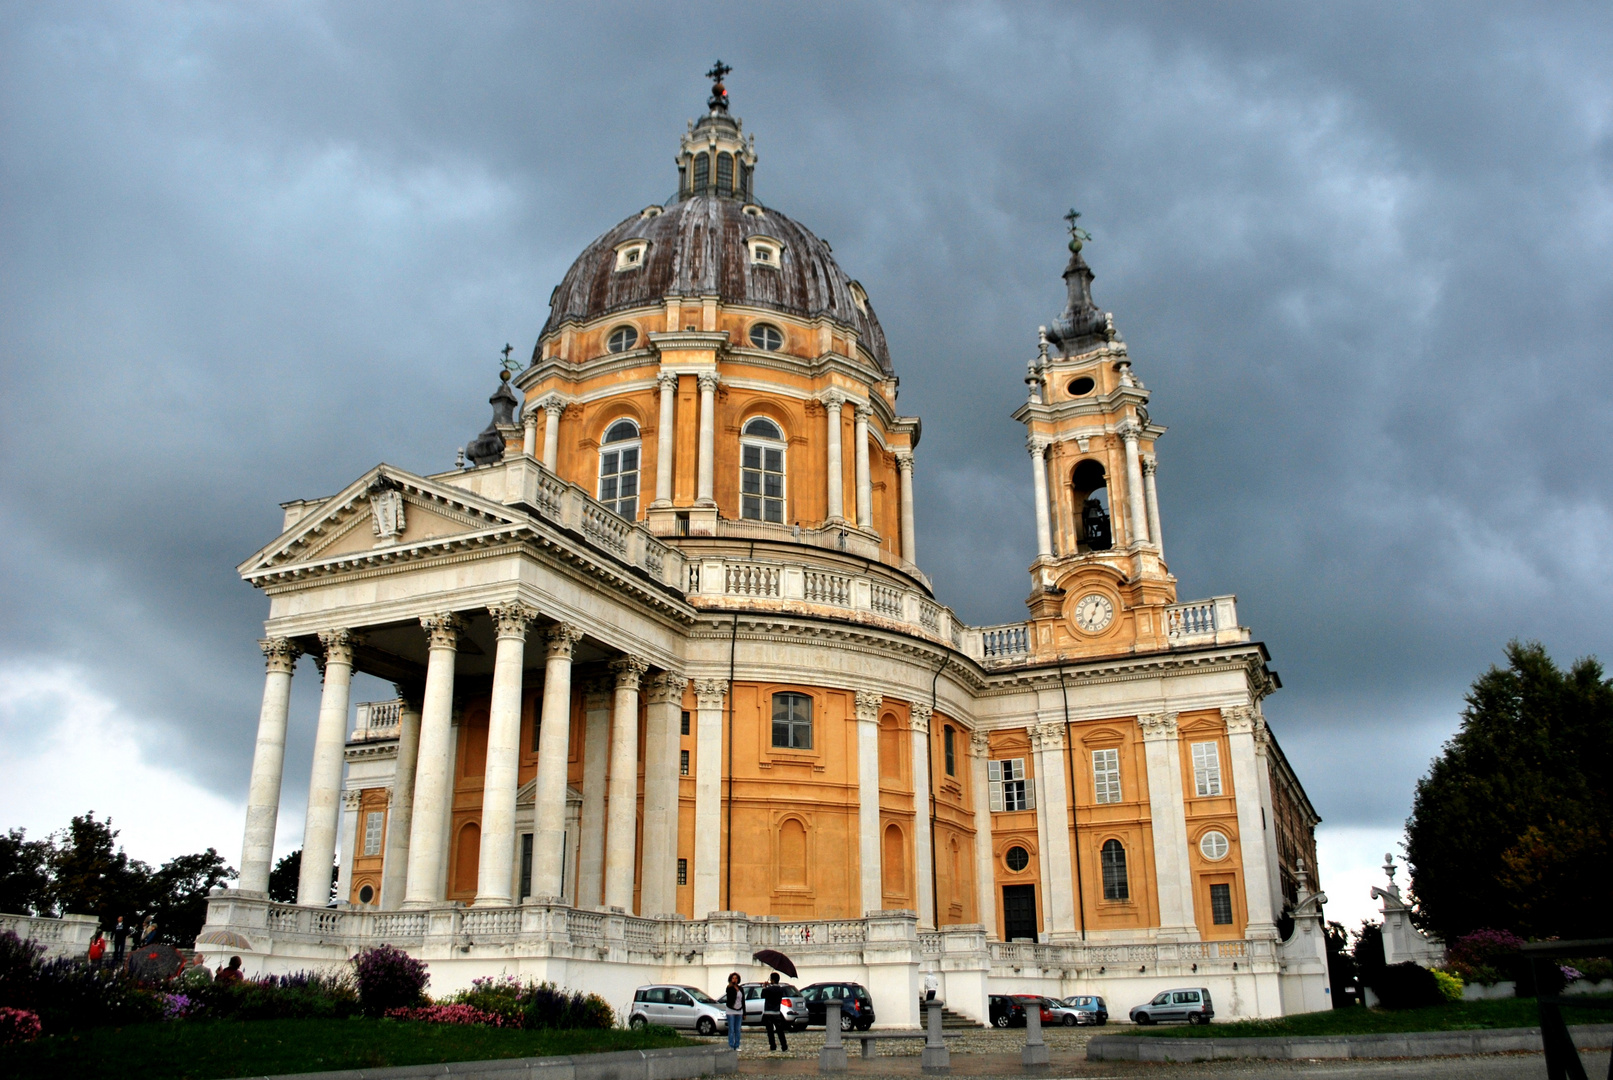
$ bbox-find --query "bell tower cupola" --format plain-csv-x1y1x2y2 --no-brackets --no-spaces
1011,211,1177,659
676,61,758,201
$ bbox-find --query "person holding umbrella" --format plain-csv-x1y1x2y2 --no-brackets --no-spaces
761,972,789,1052
722,971,744,1050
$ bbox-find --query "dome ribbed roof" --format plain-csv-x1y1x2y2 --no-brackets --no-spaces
539,194,893,375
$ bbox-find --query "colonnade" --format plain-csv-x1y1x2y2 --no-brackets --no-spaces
238,609,682,914
1027,421,1163,560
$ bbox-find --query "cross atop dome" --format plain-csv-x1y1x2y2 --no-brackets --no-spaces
706,60,732,114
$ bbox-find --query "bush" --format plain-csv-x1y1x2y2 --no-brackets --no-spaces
0,1006,42,1046
386,1003,507,1026
352,945,428,1016
1430,969,1464,1003
190,971,359,1021
442,976,615,1031
1369,962,1447,1010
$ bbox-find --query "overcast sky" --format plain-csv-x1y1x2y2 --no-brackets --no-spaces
3,2,1610,930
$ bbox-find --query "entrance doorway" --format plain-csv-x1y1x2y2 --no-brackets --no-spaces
1003,884,1038,942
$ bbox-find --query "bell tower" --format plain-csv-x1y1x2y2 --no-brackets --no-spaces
1012,212,1177,659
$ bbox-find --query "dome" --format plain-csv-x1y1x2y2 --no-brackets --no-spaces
539,195,893,376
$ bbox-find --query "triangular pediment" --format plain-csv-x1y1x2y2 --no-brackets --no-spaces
239,464,531,580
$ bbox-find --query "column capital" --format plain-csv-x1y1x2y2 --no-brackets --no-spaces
488,601,539,639
1220,705,1257,734
342,789,362,811
1115,420,1142,443
854,689,883,722
820,388,846,410
854,401,873,421
656,370,680,392
1137,711,1179,741
693,677,729,708
1030,719,1064,751
696,371,721,393
259,637,302,674
546,622,584,658
909,701,933,733
895,450,915,473
420,612,467,650
1141,453,1158,475
611,655,650,689
318,628,364,667
522,407,539,430
1026,438,1049,459
969,729,992,758
644,670,686,705
540,395,567,419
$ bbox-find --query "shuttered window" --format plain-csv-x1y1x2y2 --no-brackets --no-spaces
1092,748,1122,804
1192,741,1222,796
363,811,384,856
988,758,1033,812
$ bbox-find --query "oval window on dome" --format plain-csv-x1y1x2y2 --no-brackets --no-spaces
1068,376,1096,397
1199,830,1230,861
1005,845,1030,873
606,326,638,353
749,323,784,351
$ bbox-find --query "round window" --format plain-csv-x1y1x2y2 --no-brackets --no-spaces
1199,831,1229,861
1005,846,1030,872
607,326,638,353
357,884,375,904
749,323,784,351
1068,376,1096,396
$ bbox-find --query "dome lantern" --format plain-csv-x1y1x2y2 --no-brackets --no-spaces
677,60,757,201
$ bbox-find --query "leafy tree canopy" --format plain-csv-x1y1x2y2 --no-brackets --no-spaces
1405,641,1612,941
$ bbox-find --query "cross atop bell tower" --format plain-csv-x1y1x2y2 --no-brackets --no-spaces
1011,214,1177,658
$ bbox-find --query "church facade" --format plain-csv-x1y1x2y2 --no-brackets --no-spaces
200,72,1330,1024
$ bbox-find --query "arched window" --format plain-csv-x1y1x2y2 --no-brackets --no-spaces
692,152,709,191
741,417,786,523
716,152,734,194
882,823,906,897
1072,459,1112,551
1101,839,1129,901
606,325,638,353
598,419,640,519
771,691,812,749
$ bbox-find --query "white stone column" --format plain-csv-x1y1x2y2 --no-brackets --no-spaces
823,391,846,522
692,678,727,917
475,601,537,905
541,397,565,472
854,403,874,529
239,637,301,895
896,452,917,566
910,702,936,929
854,690,883,916
1223,706,1277,937
577,677,611,908
531,623,582,900
403,613,464,906
696,372,718,505
1253,717,1286,924
522,406,539,458
298,628,362,907
1142,453,1163,555
1032,722,1077,935
380,689,421,909
336,790,360,904
1139,712,1197,938
969,731,998,937
653,372,677,506
1119,422,1149,547
604,656,649,912
639,670,685,915
1028,441,1052,559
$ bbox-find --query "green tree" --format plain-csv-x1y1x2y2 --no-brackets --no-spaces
268,850,301,904
150,848,236,945
46,813,154,929
0,828,55,915
1405,641,1612,941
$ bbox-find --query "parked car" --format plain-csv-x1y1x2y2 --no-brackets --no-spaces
989,994,1027,1028
628,984,728,1035
1010,994,1059,1027
740,981,805,1030
1060,994,1108,1025
1129,987,1215,1026
799,982,877,1031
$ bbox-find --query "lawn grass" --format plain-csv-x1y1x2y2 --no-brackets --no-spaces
0,1018,691,1080
1123,995,1613,1039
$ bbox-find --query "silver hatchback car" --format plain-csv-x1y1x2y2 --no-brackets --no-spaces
1129,987,1215,1026
628,984,728,1035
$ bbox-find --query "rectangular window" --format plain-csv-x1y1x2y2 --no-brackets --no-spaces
1101,840,1130,901
680,710,691,736
531,712,541,753
771,692,813,749
677,858,688,886
1092,748,1122,804
520,833,534,899
362,810,384,856
1192,741,1222,797
943,726,956,776
988,759,1033,812
680,749,690,776
599,445,639,519
1210,882,1234,925
741,443,785,523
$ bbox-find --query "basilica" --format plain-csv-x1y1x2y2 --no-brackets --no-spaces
199,70,1330,1024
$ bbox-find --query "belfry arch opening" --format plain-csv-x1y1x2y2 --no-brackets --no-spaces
1071,459,1112,552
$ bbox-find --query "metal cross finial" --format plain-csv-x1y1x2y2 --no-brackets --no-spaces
706,60,732,84
706,60,732,112
1065,208,1092,254
500,343,520,374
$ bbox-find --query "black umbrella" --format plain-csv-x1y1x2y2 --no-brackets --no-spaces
752,949,798,979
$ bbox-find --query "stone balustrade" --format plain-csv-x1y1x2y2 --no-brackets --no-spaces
1164,595,1246,647
352,699,402,742
987,936,1273,978
0,912,100,960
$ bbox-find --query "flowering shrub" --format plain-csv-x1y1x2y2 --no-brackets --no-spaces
387,1003,506,1027
1429,968,1464,1003
0,944,162,1033
443,976,614,1030
352,945,428,1016
191,969,358,1021
157,992,198,1020
0,1007,43,1046
1446,928,1525,985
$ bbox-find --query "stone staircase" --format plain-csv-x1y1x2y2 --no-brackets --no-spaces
928,1004,985,1029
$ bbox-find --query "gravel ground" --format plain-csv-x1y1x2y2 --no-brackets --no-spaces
698,1023,1097,1060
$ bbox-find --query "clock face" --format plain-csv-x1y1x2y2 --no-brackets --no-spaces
1073,593,1115,634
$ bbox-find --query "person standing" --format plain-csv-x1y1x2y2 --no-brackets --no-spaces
111,917,128,968
923,970,939,1001
140,917,158,946
722,972,744,1051
87,931,106,968
761,972,789,1052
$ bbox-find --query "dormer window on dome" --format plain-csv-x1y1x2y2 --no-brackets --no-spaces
614,240,648,272
747,236,781,268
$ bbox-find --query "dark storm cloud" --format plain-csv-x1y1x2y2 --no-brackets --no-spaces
2,2,1610,856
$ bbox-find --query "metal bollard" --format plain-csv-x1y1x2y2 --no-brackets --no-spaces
1022,1000,1049,1066
922,998,951,1073
819,998,848,1073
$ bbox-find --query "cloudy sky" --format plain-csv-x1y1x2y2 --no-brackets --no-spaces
3,2,1610,930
